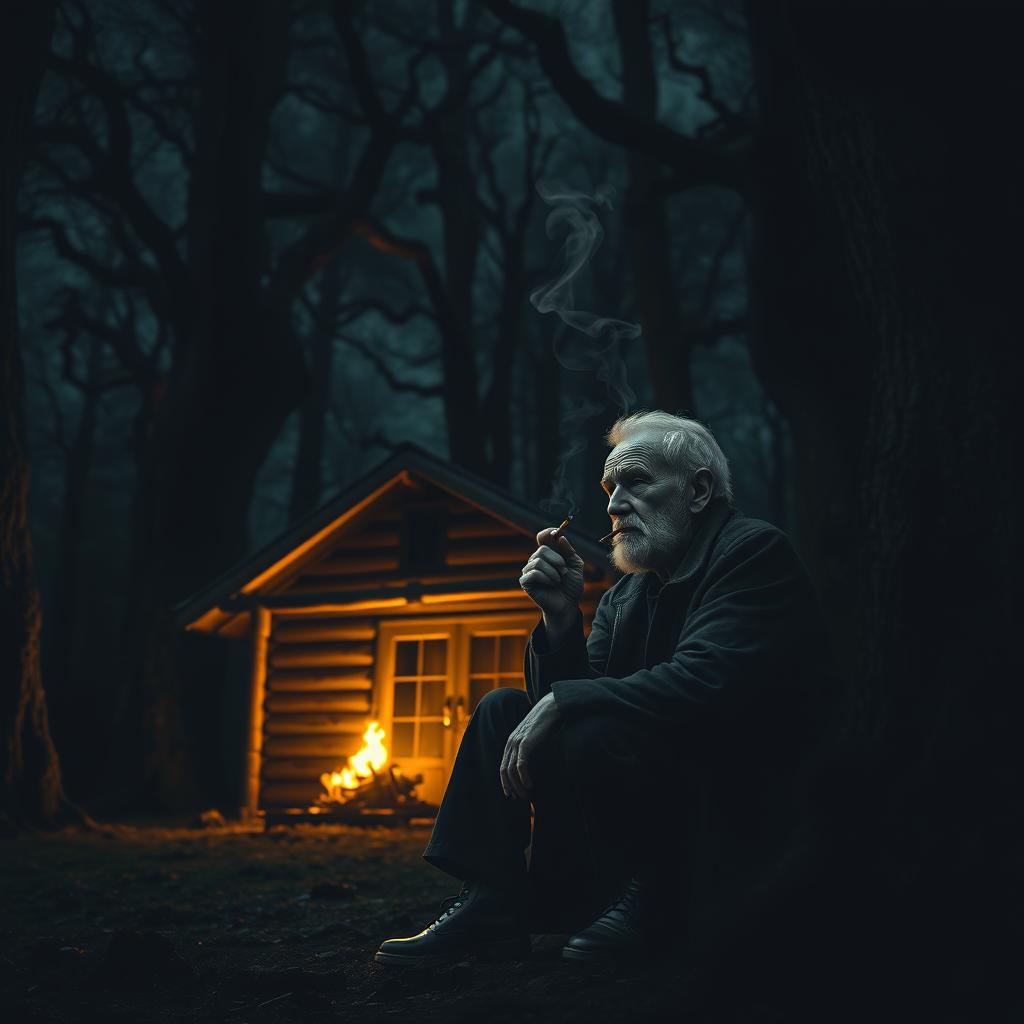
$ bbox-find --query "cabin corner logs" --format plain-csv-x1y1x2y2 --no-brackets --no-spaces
180,448,615,816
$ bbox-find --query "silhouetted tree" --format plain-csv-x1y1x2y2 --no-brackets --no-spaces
0,0,66,832
349,3,512,477
36,301,113,767
288,255,345,522
26,0,422,808
750,1,1024,979
491,0,1024,1007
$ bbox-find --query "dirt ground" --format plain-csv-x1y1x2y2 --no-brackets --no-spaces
0,819,783,1024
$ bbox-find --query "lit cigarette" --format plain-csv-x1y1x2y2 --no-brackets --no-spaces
551,511,575,538
599,528,624,545
548,507,581,540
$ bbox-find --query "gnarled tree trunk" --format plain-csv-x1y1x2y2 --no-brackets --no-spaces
0,0,65,832
749,0,1024,1008
105,0,305,812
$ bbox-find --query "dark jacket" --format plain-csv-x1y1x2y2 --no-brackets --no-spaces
525,496,836,951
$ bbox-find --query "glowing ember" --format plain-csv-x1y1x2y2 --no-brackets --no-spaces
320,721,388,802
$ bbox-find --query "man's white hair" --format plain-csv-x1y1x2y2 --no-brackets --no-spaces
606,410,734,504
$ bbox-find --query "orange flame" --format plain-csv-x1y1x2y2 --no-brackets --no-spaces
320,721,388,802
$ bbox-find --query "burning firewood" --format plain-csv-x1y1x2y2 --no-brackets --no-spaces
316,721,430,821
319,721,388,800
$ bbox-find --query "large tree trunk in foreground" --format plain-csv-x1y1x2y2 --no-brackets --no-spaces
44,335,103,781
749,1,1024,1010
289,257,343,524
431,18,487,477
0,1,65,832
614,0,694,415
103,0,305,813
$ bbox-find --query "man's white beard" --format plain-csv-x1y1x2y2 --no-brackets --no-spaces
610,496,692,575
610,534,652,574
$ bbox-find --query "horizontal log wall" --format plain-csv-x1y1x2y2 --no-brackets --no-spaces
280,488,606,598
265,713,372,734
259,616,378,810
265,695,370,714
256,482,613,811
272,623,376,643
269,644,373,668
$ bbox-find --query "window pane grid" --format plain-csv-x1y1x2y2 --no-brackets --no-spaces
391,637,449,760
467,628,528,716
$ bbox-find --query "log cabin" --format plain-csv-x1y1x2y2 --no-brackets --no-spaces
177,445,615,821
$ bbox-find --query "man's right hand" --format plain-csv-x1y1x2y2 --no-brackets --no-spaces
519,528,586,636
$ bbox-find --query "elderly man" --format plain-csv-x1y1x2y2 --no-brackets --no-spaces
376,411,833,965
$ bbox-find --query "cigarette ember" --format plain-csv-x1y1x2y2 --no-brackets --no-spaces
553,511,576,536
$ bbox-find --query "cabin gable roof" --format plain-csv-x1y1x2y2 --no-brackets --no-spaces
177,444,613,635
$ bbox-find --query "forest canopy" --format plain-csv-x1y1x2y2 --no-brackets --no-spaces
16,0,771,809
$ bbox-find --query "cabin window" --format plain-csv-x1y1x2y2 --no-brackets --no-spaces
468,631,529,713
401,505,448,573
376,615,542,807
390,637,449,759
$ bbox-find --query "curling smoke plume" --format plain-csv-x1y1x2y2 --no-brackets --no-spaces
531,180,641,516
530,180,640,413
539,394,604,516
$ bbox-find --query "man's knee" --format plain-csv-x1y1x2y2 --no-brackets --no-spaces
472,686,531,728
558,714,644,774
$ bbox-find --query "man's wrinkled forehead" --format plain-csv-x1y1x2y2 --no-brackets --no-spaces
602,433,669,481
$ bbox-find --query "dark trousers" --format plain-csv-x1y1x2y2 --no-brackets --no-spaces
423,687,686,933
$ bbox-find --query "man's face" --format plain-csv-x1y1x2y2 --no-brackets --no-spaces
601,432,692,576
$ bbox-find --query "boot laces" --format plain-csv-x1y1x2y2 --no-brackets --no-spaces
433,882,472,925
604,877,643,918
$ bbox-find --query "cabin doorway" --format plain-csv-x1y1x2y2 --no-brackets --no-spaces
376,614,537,805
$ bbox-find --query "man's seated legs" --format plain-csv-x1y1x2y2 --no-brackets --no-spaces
376,691,685,964
535,712,688,960
376,687,534,965
423,686,533,888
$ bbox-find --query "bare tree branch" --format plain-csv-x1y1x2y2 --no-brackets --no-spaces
284,83,366,123
267,127,396,299
335,332,443,397
697,203,747,319
46,290,155,386
480,0,749,192
336,297,436,329
39,48,190,302
654,12,752,137
23,215,155,292
350,217,450,319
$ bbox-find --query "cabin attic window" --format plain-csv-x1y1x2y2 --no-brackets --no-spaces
400,504,448,573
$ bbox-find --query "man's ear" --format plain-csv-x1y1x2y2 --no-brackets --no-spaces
689,468,715,512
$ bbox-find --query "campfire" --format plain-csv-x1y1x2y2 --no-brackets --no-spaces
320,721,388,800
314,721,436,823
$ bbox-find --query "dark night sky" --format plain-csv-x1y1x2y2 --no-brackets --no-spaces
20,0,770,585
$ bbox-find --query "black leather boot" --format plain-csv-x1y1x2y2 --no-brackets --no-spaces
375,881,530,966
562,878,649,963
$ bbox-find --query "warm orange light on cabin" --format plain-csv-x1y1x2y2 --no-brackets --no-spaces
420,589,526,604
319,721,388,802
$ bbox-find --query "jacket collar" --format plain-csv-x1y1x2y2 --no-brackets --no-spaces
608,496,737,606
665,495,736,586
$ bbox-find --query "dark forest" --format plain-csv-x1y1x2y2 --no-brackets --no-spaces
2,0,1022,1021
